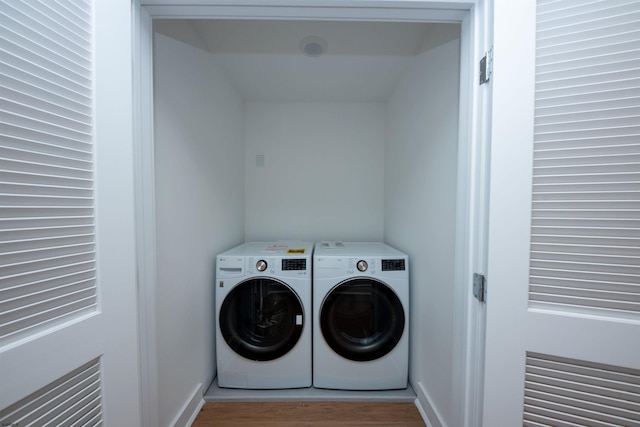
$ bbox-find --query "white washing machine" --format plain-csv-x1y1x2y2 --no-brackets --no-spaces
215,241,313,389
313,241,409,390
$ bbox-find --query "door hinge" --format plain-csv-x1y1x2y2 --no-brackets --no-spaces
479,48,493,85
473,273,486,303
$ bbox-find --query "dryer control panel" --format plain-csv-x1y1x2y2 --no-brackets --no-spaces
315,256,408,279
349,258,376,275
381,258,406,271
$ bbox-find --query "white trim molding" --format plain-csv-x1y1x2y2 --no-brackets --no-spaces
132,2,159,427
171,383,206,427
414,381,446,427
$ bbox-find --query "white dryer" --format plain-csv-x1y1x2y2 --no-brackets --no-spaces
216,242,313,389
313,241,409,390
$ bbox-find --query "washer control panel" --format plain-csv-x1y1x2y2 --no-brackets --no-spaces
243,257,309,276
248,257,275,274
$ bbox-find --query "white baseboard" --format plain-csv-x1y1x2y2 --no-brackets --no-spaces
171,382,205,427
414,397,432,427
413,381,446,427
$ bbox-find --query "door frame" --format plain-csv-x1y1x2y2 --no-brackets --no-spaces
131,1,491,426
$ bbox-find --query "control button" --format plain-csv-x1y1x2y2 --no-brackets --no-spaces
256,260,268,271
357,260,368,272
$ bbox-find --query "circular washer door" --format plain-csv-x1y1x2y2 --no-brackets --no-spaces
220,277,304,361
320,278,405,362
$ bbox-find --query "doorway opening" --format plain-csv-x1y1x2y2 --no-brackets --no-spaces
133,4,488,427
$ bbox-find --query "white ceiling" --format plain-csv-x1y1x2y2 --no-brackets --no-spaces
154,19,460,102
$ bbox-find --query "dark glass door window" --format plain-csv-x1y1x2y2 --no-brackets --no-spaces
220,278,304,361
320,278,405,362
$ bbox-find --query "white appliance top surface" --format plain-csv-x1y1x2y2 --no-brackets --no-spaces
220,241,314,257
314,241,406,258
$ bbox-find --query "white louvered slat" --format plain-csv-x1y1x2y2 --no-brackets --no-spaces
1,86,92,124
1,36,91,91
537,1,640,35
524,353,640,426
0,147,92,171
0,70,91,113
0,110,92,143
3,100,92,133
530,0,640,318
0,51,91,100
0,0,97,346
1,11,92,69
0,359,102,426
4,2,91,51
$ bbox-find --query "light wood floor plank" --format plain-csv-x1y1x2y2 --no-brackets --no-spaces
192,402,426,426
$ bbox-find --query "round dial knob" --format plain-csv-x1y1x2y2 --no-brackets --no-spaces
256,260,268,272
356,260,368,272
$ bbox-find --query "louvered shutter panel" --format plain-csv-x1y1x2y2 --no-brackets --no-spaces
0,0,97,345
524,353,640,426
530,0,640,318
0,358,103,426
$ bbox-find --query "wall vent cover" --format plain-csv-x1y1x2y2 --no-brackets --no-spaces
0,359,103,426
524,352,640,426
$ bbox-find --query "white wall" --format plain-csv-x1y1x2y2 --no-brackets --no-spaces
244,102,386,242
153,33,244,427
384,36,461,426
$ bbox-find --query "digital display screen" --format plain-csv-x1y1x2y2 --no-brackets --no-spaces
381,259,405,271
282,259,307,271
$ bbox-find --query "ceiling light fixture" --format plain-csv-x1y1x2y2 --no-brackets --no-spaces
300,36,327,57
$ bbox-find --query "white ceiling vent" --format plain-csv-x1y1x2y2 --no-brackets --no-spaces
300,36,327,57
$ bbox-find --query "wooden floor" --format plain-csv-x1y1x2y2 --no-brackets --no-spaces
192,402,426,426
